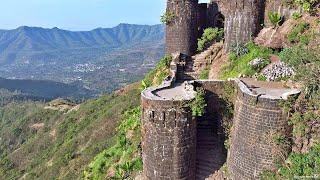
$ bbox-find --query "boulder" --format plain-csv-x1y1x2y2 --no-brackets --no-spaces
254,27,285,49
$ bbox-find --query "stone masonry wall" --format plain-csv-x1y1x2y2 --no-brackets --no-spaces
166,0,199,56
194,80,227,134
227,82,290,179
219,0,264,50
141,97,197,179
197,3,209,38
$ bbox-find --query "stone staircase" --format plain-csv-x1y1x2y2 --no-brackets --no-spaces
192,42,224,72
176,42,224,82
177,57,199,82
196,118,227,180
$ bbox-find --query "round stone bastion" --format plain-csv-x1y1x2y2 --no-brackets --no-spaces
141,81,197,179
227,79,300,179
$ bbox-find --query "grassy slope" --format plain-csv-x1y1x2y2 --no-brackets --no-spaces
0,83,141,180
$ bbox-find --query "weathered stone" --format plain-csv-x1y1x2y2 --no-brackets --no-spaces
166,0,199,56
218,0,264,51
249,58,266,69
254,27,285,49
262,62,295,81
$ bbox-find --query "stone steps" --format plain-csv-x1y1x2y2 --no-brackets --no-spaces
196,118,226,180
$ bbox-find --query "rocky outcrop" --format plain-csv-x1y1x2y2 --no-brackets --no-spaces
192,42,224,73
262,61,295,81
264,0,301,27
254,27,287,49
255,14,320,49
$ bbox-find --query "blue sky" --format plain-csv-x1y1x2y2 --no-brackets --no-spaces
0,0,209,31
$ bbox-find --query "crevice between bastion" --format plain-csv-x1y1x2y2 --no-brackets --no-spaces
141,57,300,179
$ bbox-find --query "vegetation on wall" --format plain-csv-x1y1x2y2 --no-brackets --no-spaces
160,11,175,25
220,82,236,149
83,107,142,179
189,87,207,117
197,28,224,51
220,42,272,79
142,55,172,89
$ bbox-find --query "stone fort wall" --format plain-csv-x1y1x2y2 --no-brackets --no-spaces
142,0,301,179
141,78,298,179
166,0,300,54
227,79,291,179
166,0,199,56
219,0,264,50
141,97,197,179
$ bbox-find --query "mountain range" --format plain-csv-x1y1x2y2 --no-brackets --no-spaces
0,24,164,65
0,24,165,97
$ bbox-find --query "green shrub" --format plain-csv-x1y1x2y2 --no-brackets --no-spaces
257,74,267,81
279,45,319,98
287,23,310,44
281,144,320,178
292,12,302,19
83,107,142,179
142,55,172,89
160,11,175,25
190,88,207,117
230,43,249,57
268,12,282,27
197,28,223,51
199,67,210,79
220,42,272,79
261,143,320,179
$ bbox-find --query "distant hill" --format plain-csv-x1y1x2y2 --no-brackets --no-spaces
0,24,165,93
0,24,164,65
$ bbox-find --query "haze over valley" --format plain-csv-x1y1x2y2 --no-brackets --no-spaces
0,24,164,99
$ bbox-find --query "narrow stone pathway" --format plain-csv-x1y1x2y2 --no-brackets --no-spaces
196,118,227,180
173,43,228,179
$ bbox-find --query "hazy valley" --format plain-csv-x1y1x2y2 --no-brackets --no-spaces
0,24,164,99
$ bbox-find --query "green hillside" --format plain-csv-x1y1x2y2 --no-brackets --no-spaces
0,83,141,179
